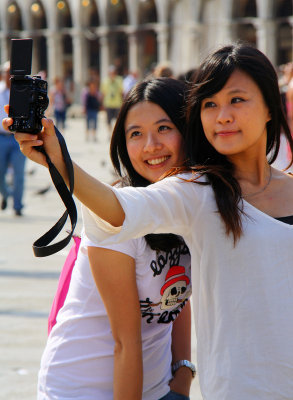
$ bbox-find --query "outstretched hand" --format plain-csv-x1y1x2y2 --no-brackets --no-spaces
2,105,67,179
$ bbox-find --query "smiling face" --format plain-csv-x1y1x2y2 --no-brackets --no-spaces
125,101,185,183
200,69,271,161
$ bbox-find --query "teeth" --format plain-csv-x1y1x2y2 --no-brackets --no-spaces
147,156,169,165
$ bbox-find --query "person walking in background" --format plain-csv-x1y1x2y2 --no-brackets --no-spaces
48,77,70,130
101,65,123,133
0,61,26,216
9,43,293,399
82,80,101,142
123,70,138,97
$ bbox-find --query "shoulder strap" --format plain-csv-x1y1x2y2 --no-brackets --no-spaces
32,126,77,257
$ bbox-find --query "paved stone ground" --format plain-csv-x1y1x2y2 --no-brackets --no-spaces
0,114,203,400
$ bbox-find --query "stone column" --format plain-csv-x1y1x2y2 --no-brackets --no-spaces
187,23,202,69
98,32,109,82
0,34,9,64
289,17,293,62
218,19,233,45
46,31,63,85
156,24,168,62
255,18,277,65
72,30,87,103
32,38,39,74
128,30,138,73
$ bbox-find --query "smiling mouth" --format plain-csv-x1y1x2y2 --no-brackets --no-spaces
146,156,170,165
216,130,239,136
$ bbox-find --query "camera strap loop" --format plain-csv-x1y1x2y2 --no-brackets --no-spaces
32,126,77,257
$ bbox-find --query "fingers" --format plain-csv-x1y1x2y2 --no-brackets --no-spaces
41,117,56,135
2,116,13,131
4,104,9,114
14,132,42,146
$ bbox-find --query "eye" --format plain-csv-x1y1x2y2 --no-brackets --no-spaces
202,101,216,109
158,125,171,133
231,97,245,104
129,130,141,138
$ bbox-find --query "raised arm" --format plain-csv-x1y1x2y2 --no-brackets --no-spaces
2,113,124,227
87,246,143,400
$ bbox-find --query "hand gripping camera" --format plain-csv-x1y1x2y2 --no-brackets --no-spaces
8,38,49,134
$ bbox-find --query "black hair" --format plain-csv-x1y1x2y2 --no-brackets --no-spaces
110,77,188,252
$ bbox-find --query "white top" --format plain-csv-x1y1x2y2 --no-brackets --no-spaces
38,226,191,399
83,172,293,400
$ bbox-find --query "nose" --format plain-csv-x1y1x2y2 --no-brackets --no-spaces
216,105,233,124
143,132,163,152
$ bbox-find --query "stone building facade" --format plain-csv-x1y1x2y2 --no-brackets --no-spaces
0,0,292,100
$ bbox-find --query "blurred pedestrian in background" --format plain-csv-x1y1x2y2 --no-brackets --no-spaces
0,61,26,216
82,80,102,142
101,65,123,133
48,77,71,130
123,70,138,97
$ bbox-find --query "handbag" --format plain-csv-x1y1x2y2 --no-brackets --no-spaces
48,235,81,334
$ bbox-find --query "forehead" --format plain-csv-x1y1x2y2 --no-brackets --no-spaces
126,101,169,123
215,69,261,95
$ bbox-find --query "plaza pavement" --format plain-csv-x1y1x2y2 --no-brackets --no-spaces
0,113,202,400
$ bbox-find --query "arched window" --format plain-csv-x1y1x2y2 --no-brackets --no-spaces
81,0,100,27
107,0,128,26
233,0,257,18
276,0,293,64
138,0,157,24
276,0,293,17
31,1,47,29
232,0,257,46
6,1,23,31
56,0,72,28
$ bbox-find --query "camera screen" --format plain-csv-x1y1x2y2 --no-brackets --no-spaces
9,79,31,117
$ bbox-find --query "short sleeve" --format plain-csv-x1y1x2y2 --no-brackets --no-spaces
82,173,202,247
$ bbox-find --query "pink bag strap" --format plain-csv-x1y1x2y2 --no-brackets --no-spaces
48,235,81,334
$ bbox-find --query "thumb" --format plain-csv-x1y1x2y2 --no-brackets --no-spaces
41,118,56,136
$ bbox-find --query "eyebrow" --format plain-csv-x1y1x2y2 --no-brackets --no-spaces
204,88,248,99
125,118,172,134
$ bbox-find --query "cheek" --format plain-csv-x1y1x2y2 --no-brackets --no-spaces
169,135,184,157
126,142,141,166
200,112,211,136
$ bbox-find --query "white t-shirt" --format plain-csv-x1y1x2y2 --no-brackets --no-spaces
83,172,293,400
38,229,191,399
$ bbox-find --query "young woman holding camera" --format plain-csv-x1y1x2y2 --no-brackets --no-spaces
5,42,293,399
5,78,193,400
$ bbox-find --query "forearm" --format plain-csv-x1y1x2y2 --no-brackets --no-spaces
88,248,143,399
113,339,143,400
72,162,125,227
170,301,193,396
4,116,125,227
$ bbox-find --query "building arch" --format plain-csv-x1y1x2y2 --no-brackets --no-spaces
29,0,47,74
232,0,257,46
81,0,100,76
276,0,292,17
275,0,293,64
137,0,158,75
105,0,128,75
6,1,23,32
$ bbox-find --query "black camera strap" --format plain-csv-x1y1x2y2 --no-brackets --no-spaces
32,126,77,257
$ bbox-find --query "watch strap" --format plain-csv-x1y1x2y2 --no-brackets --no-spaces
172,360,196,378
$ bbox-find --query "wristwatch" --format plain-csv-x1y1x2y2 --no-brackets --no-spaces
172,360,196,378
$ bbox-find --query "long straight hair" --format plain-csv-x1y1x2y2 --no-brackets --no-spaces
184,42,293,243
110,77,188,251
